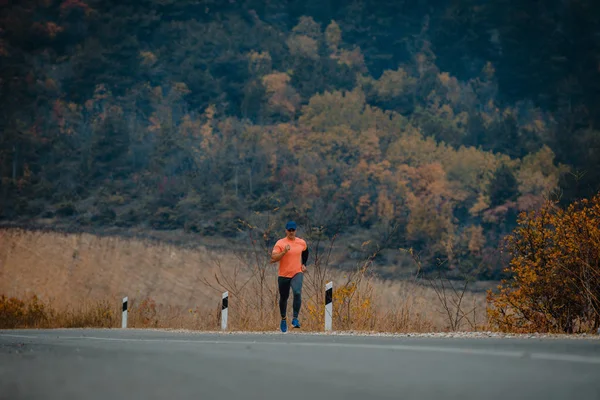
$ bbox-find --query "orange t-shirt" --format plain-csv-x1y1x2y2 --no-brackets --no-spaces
272,237,307,278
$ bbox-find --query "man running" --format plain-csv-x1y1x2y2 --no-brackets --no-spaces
271,221,308,332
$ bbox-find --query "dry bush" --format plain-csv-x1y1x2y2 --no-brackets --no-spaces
55,300,117,328
0,294,50,328
124,296,221,330
0,294,117,329
0,293,221,330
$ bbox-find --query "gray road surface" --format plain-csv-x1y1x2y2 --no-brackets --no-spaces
1,329,599,400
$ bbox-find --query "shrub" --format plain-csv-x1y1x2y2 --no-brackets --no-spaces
487,193,600,333
60,300,116,328
133,297,159,328
0,294,117,329
0,295,50,328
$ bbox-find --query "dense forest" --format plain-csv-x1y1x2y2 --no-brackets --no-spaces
1,0,599,279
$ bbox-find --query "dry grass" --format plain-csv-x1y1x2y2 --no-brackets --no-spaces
0,228,489,332
0,228,226,311
0,294,117,329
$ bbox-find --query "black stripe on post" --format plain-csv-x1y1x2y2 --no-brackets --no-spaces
222,296,228,310
122,300,128,312
325,287,332,305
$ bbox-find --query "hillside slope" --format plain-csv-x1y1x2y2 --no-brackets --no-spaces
2,0,599,280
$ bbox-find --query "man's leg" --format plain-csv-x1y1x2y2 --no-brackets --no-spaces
278,276,291,319
291,273,304,323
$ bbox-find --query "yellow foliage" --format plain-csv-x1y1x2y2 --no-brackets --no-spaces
35,21,64,39
248,50,272,75
179,114,201,139
286,35,319,60
294,172,320,208
173,82,191,95
291,16,321,39
516,145,567,199
336,48,367,71
469,194,490,215
487,193,600,333
467,225,486,253
370,67,415,99
325,20,342,51
139,50,157,66
385,128,442,167
261,72,300,117
402,163,457,252
148,115,162,133
299,88,367,132
262,72,291,93
376,189,395,220
306,281,375,331
45,77,58,91
438,72,452,86
356,194,374,223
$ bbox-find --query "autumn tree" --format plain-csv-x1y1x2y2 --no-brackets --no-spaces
487,193,600,333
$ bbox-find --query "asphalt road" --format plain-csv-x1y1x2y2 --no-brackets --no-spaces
1,329,599,400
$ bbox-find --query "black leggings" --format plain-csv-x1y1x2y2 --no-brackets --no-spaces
278,273,303,319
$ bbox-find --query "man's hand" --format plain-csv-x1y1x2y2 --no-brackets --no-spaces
270,245,290,263
301,265,307,273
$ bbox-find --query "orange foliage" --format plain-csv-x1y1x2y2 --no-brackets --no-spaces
305,279,375,331
487,193,600,333
60,0,91,17
134,297,159,328
262,72,301,118
0,295,49,328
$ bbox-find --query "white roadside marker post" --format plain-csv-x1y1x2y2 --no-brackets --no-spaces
325,281,333,332
221,291,228,331
122,296,128,328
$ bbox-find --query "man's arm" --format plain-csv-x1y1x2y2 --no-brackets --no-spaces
301,243,309,272
270,244,290,263
270,250,286,263
301,247,309,266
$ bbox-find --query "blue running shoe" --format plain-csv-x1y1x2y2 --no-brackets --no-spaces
292,318,301,328
280,319,287,333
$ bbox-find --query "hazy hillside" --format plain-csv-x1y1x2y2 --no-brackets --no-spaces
1,0,599,280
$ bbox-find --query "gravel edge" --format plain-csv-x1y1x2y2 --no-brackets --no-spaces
73,328,600,340
3,328,599,340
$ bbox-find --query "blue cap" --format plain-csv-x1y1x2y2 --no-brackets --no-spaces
285,221,297,230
